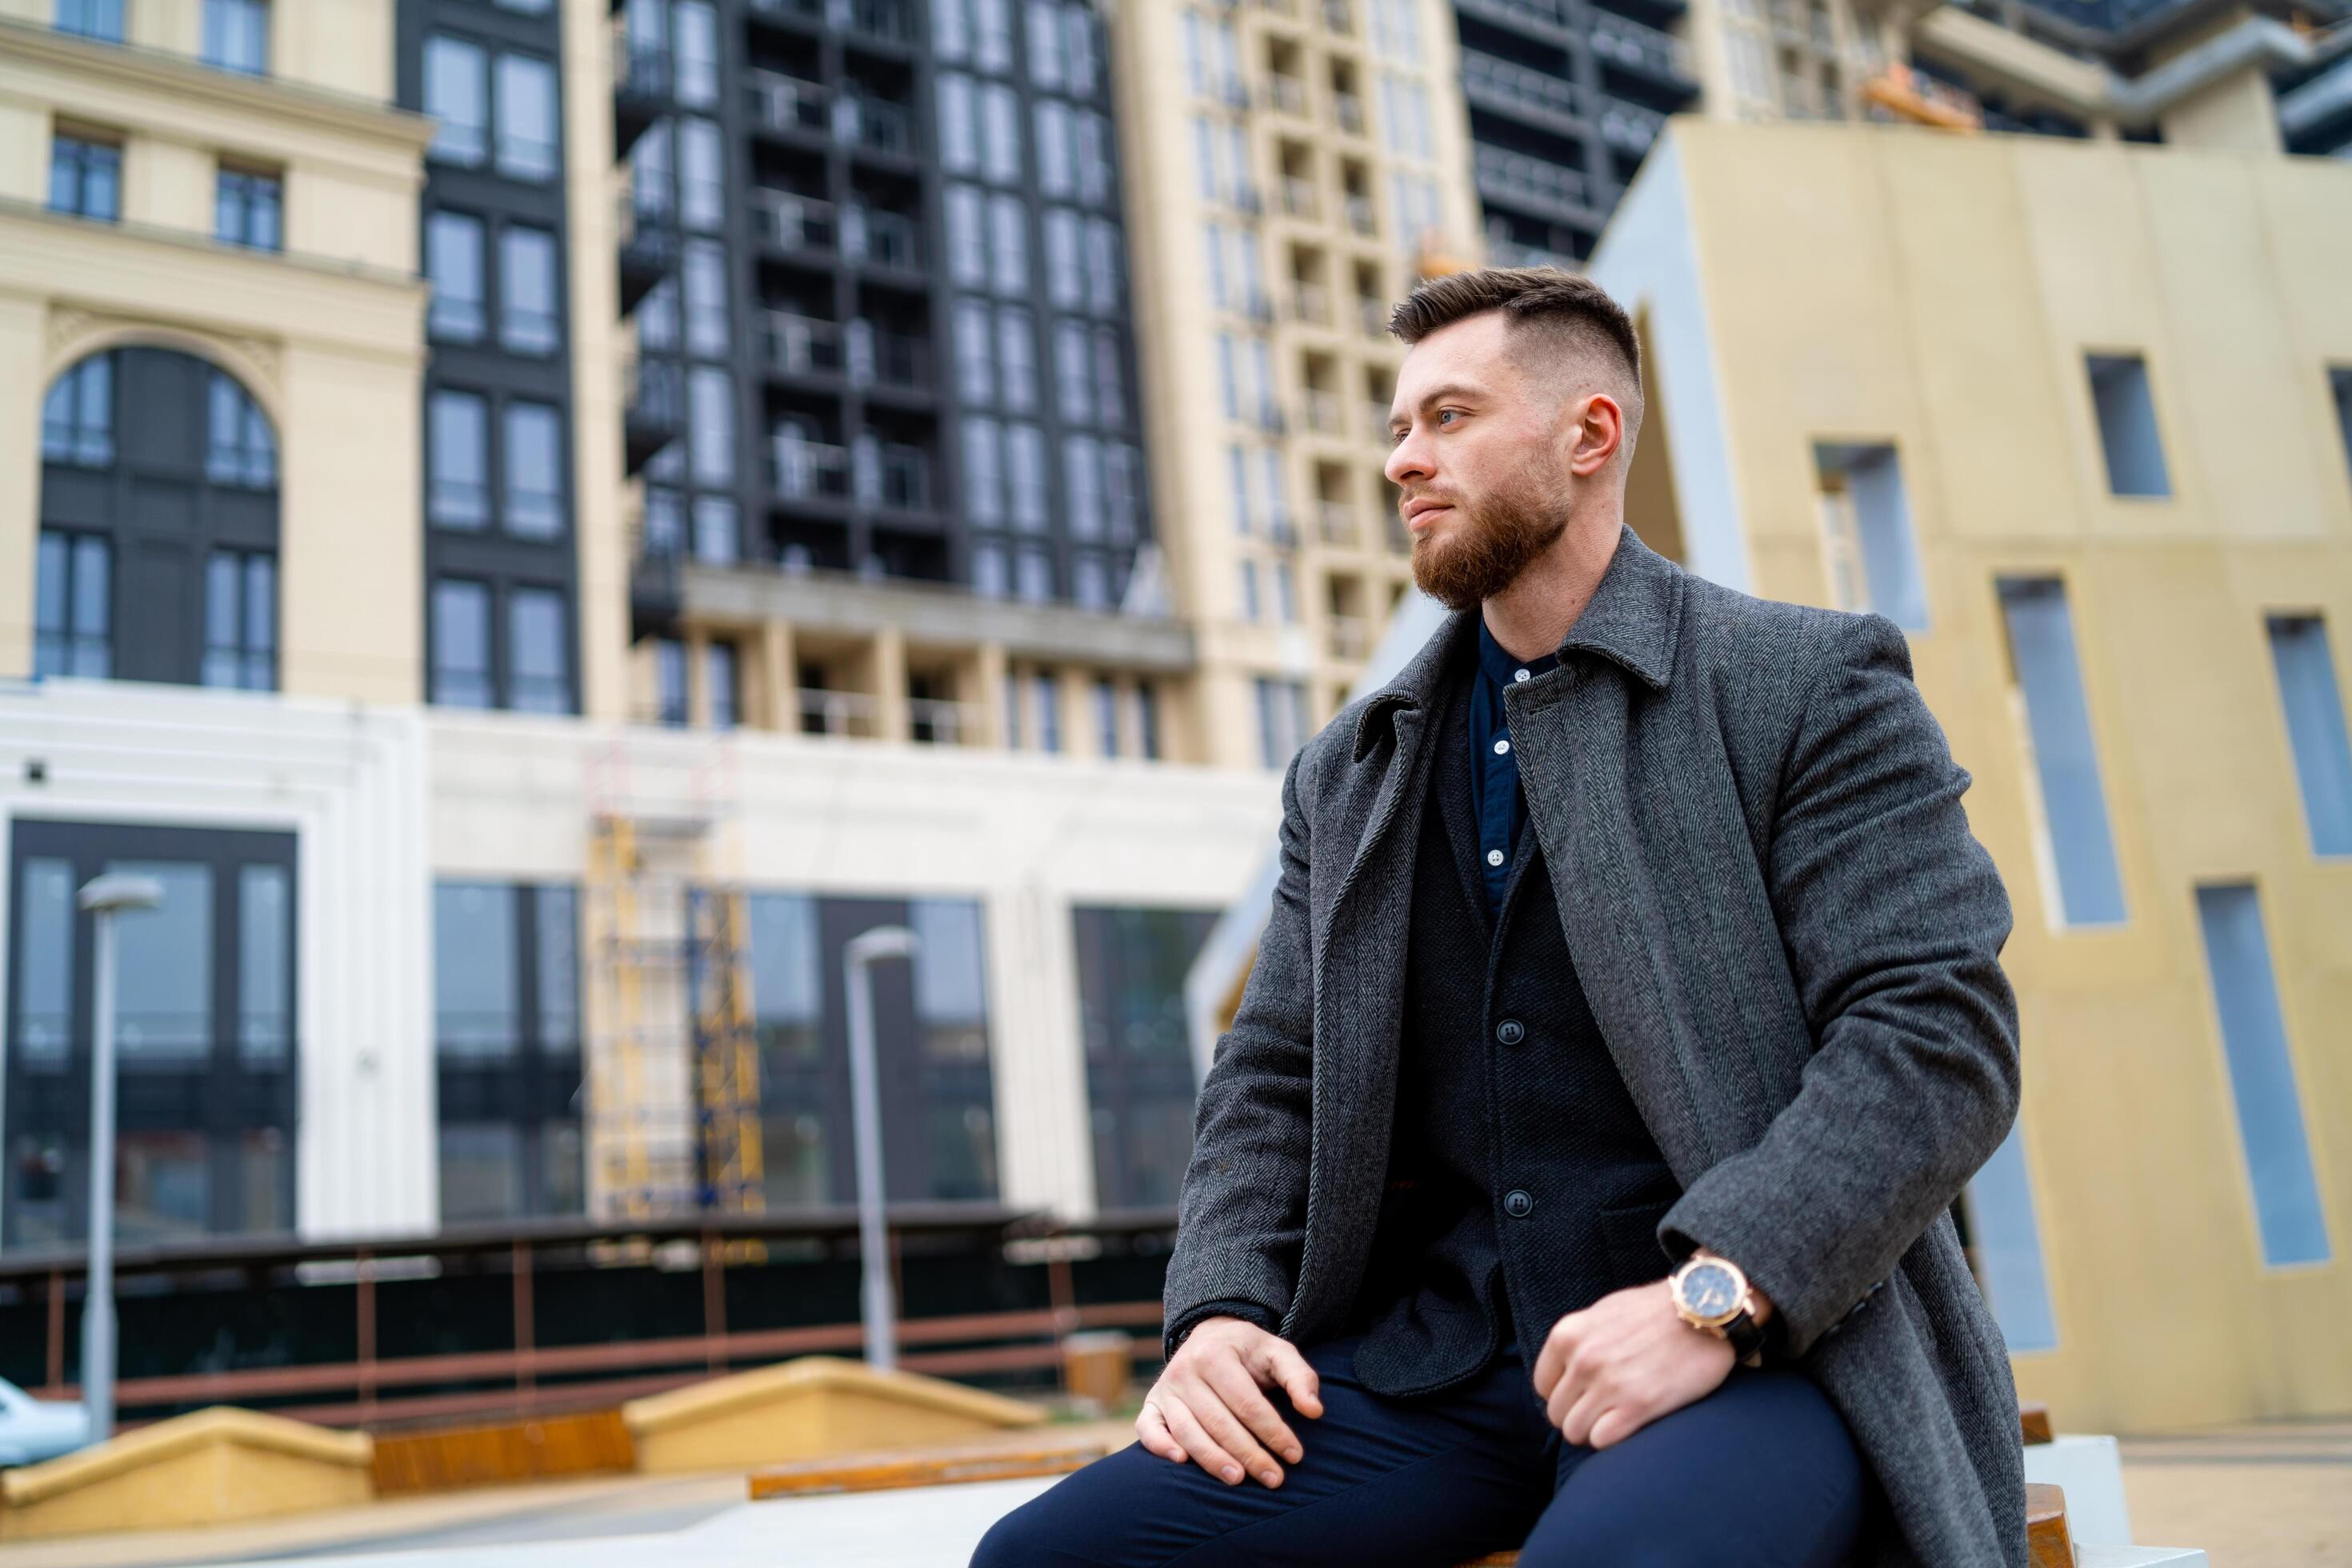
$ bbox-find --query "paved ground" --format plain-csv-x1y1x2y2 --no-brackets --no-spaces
4,1414,2343,1567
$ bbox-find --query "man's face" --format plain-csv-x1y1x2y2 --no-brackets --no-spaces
1382,312,1574,612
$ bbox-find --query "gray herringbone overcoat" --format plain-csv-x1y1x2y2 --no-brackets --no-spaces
1164,525,2027,1567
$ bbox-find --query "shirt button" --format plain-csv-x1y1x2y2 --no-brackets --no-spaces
1504,1189,1534,1218
1513,669,1530,682
1486,848,1505,867
1495,1018,1524,1045
1493,738,1510,755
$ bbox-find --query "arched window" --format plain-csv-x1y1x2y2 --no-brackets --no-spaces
33,347,281,689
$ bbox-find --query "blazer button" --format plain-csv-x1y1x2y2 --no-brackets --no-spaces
1503,1189,1534,1218
1495,1018,1525,1046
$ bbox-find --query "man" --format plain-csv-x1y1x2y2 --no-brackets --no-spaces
974,269,2025,1566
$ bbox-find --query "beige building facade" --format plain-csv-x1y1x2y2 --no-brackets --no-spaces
1590,116,2352,1431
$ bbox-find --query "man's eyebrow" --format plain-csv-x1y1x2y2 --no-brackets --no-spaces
1388,382,1489,430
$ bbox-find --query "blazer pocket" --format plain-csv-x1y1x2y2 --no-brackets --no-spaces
1596,1197,1678,1287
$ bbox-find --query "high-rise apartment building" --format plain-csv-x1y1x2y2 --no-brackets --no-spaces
609,0,1185,760
1110,0,1482,770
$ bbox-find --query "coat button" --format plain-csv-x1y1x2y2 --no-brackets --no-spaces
1495,1018,1524,1046
1503,1189,1534,1218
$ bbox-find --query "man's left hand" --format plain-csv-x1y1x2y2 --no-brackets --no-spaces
1531,1278,1736,1450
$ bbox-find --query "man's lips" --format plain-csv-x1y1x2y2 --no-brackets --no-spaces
1404,503,1451,532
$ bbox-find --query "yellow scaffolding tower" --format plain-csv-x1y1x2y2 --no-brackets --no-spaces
582,737,763,1220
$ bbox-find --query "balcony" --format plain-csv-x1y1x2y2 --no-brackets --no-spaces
797,686,881,738
856,437,933,512
1342,193,1375,236
842,205,922,272
1268,74,1309,117
1331,92,1365,137
617,197,678,314
1326,614,1371,660
1461,48,1587,127
770,432,854,502
1280,175,1318,219
1590,14,1698,98
1289,281,1329,324
614,42,670,158
1358,296,1388,338
909,695,984,745
751,188,838,256
1322,0,1352,34
758,310,847,378
834,92,918,158
747,70,830,138
1598,94,1667,153
1302,390,1344,435
1474,145,1594,225
1317,502,1357,546
750,0,916,45
847,319,933,393
622,355,683,474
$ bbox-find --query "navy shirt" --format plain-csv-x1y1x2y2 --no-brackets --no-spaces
1469,618,1560,914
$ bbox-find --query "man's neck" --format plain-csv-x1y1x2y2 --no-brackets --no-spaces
1481,512,1622,663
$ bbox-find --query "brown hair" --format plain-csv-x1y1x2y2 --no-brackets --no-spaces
1386,266,1645,458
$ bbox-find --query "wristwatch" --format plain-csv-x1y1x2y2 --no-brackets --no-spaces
1667,1253,1766,1369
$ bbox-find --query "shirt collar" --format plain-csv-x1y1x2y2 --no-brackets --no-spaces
1475,614,1558,692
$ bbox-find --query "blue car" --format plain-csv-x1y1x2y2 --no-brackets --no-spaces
0,1378,92,1467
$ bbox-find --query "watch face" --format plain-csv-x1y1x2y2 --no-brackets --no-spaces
1681,1262,1741,1319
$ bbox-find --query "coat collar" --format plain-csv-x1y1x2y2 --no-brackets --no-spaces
1352,524,1684,762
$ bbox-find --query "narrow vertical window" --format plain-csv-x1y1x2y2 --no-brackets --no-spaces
46,134,122,221
431,578,494,708
498,226,559,354
502,401,565,539
509,587,570,714
33,530,110,679
202,549,277,690
424,37,488,166
426,211,485,341
1034,672,1062,753
2266,615,2352,856
202,0,269,74
2195,884,2330,1266
214,166,282,251
1996,577,2126,926
1965,1120,2058,1352
429,390,490,530
1814,442,1928,630
494,54,559,181
2085,353,2170,498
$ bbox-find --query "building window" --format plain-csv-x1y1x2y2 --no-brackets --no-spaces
934,0,967,58
1254,675,1308,768
40,354,113,466
1054,321,1090,422
494,54,559,181
426,211,485,341
682,238,728,358
2267,614,2352,857
498,225,559,354
1238,558,1259,621
56,0,124,41
430,578,494,707
1026,0,1066,86
972,540,1007,598
1035,99,1072,196
1073,906,1216,1209
956,298,994,402
997,306,1036,412
201,549,276,690
1093,328,1126,426
1046,209,1083,308
981,82,1022,183
509,587,570,713
963,417,1002,523
424,36,487,166
974,0,1012,71
1065,435,1102,539
679,117,724,229
946,184,987,286
214,166,282,250
429,390,490,530
1094,677,1119,756
47,133,120,221
674,0,718,106
1996,577,2126,927
1814,442,1927,631
201,0,268,73
654,637,687,725
1015,543,1052,602
689,366,734,484
707,642,738,729
2330,367,2352,482
32,531,110,680
434,882,584,1221
1034,672,1062,752
2194,884,2330,1266
2085,353,2170,498
1006,422,1046,530
692,495,739,564
205,371,276,487
502,401,564,538
987,192,1027,295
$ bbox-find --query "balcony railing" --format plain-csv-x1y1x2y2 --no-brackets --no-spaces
1598,95,1667,153
1268,75,1309,116
847,320,933,390
751,188,838,254
1317,502,1357,546
617,195,679,313
1327,614,1371,660
622,354,684,473
750,0,914,43
1462,48,1585,122
1281,174,1318,218
760,310,846,377
1302,390,1343,435
856,438,933,511
1474,145,1590,215
798,687,880,738
844,204,922,270
1331,92,1364,135
1343,193,1374,235
770,433,853,501
1591,15,1696,84
747,70,830,136
910,696,984,746
1290,281,1329,323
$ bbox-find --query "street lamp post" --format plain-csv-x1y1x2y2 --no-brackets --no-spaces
842,925,918,1373
74,873,162,1446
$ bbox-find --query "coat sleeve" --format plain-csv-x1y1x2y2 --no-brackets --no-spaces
1658,612,2022,1362
1160,748,1318,1359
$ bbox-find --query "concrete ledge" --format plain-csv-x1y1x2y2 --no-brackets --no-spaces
0,1407,371,1540
2078,1549,2209,1567
622,1357,1046,1474
2023,1434,2133,1546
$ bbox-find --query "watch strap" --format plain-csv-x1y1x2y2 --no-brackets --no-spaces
1722,1308,1766,1369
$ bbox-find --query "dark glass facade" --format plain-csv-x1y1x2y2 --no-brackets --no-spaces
1072,905,1216,1211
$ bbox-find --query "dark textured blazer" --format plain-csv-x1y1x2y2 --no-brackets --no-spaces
1163,525,2027,1568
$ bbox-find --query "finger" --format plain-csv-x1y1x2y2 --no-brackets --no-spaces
1186,1370,1283,1486
1160,1392,1245,1484
1546,1351,1590,1430
1561,1378,1610,1448
1206,1357,1302,1465
1136,1398,1186,1463
1587,1399,1649,1450
1533,1318,1577,1399
1262,1339,1324,1419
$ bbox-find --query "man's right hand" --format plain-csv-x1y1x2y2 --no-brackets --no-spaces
1135,1316,1323,1489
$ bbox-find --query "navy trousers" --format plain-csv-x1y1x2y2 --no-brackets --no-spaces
970,1333,1873,1567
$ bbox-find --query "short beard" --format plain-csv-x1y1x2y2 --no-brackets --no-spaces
1408,471,1572,613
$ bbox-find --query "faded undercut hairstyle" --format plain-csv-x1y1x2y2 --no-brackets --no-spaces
1386,266,1646,466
